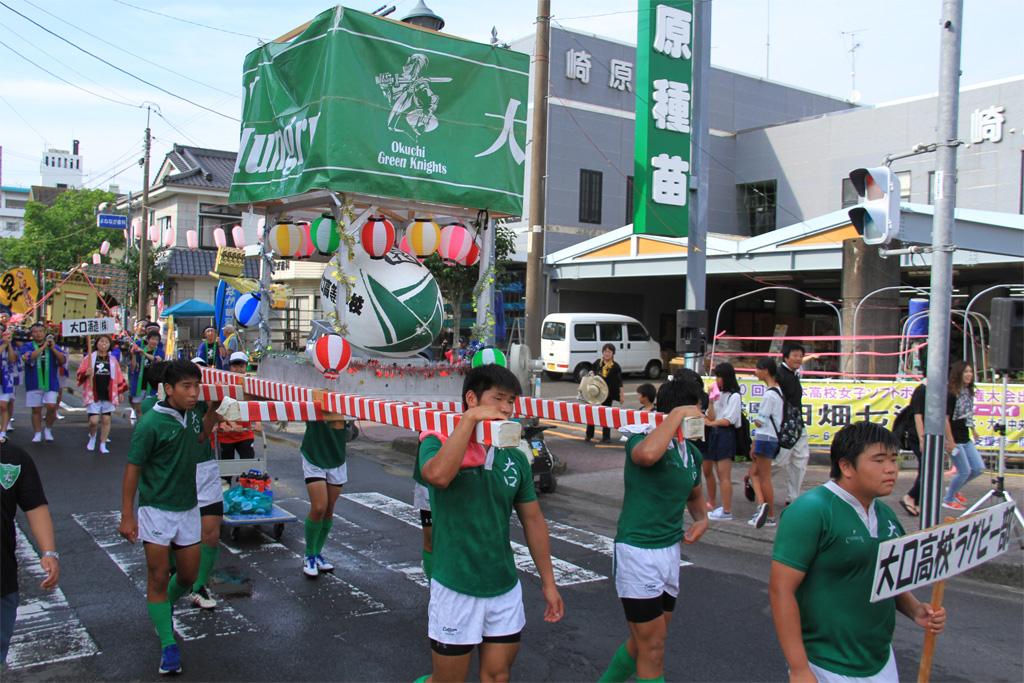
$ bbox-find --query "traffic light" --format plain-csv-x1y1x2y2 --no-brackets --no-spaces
847,167,901,245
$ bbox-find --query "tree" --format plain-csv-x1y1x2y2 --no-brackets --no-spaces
0,188,122,275
126,244,169,315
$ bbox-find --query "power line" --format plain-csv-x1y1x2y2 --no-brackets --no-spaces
0,92,46,142
88,159,140,190
110,0,266,41
0,1,239,122
84,143,145,183
20,0,240,99
154,110,204,147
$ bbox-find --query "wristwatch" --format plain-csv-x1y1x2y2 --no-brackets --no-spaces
42,550,59,560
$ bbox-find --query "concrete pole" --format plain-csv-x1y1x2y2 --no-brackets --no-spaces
523,0,550,356
137,107,151,321
685,0,711,371
840,239,901,377
475,218,496,346
920,0,963,531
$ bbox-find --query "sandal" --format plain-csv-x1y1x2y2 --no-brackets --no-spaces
899,497,920,517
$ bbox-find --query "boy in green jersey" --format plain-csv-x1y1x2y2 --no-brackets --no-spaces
770,422,947,683
300,417,348,578
119,360,220,676
416,365,564,683
598,374,709,683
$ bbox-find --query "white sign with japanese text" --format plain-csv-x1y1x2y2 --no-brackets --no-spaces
870,501,1015,602
61,317,118,337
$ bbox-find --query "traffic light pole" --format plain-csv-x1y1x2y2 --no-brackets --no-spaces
919,0,964,531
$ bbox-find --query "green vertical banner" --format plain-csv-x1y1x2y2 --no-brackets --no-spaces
632,0,694,237
229,7,529,215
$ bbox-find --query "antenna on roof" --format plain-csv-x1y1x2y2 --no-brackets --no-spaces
840,29,868,103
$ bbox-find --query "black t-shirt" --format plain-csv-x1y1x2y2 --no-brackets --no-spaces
947,392,970,444
1,444,48,596
910,383,926,416
93,355,112,402
777,363,803,408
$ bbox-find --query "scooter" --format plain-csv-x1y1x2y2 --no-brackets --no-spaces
520,417,559,494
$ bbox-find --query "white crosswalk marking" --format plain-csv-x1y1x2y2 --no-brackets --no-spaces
72,511,258,640
532,520,694,568
344,491,606,586
6,526,100,670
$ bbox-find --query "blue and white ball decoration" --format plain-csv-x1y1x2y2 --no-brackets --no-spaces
234,292,262,329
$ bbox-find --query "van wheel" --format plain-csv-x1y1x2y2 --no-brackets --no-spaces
573,363,592,383
645,361,663,380
545,371,564,381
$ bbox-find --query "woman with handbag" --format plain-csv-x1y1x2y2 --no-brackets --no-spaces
586,344,624,443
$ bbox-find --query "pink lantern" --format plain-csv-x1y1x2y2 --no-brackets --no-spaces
256,225,265,242
360,216,396,259
148,223,159,245
438,223,476,264
232,225,246,248
92,253,101,265
100,240,110,256
398,235,424,263
256,217,266,242
213,227,227,248
295,222,315,259
131,218,142,243
162,226,175,248
186,230,198,250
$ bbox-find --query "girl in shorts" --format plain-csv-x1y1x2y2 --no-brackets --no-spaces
748,358,783,529
703,362,742,520
77,335,127,453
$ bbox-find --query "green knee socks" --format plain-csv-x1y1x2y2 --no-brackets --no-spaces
315,519,333,556
192,544,219,592
147,601,175,647
167,574,190,604
598,642,637,683
637,678,665,683
304,517,323,557
422,549,433,581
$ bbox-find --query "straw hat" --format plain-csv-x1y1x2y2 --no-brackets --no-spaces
578,374,609,405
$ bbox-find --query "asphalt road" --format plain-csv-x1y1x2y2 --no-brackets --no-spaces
4,404,1023,682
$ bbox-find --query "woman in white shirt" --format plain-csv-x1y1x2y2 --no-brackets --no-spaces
748,358,784,528
704,362,742,520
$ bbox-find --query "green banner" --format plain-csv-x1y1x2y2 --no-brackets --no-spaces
632,0,694,237
229,7,529,215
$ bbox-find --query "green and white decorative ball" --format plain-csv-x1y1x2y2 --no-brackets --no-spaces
471,347,507,368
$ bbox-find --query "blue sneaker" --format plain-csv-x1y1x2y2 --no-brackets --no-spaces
303,555,318,578
314,554,334,572
158,644,182,675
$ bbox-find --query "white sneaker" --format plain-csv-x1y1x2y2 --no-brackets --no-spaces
188,587,217,610
32,432,42,443
56,413,66,420
99,443,110,454
87,435,97,451
0,431,6,443
303,555,318,578
314,554,334,573
44,428,54,442
752,503,769,529
708,507,733,520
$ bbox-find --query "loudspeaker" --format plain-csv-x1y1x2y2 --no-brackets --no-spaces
990,298,1023,372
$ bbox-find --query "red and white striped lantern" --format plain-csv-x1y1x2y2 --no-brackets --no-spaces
307,334,352,378
438,223,477,265
295,222,316,259
459,240,481,267
360,216,396,259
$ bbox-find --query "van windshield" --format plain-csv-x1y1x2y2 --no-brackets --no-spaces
542,322,566,341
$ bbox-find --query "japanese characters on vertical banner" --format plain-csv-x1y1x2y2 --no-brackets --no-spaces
870,501,1015,602
633,0,694,238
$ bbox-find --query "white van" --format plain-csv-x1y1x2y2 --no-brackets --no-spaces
540,313,663,382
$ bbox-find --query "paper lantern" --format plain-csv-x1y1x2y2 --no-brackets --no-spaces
92,253,101,265
131,218,142,243
268,222,300,257
471,347,507,368
310,214,341,255
460,240,481,267
213,227,227,248
405,218,440,257
438,223,477,265
307,334,352,378
162,226,175,248
232,225,246,248
256,225,265,243
100,241,110,256
295,222,316,259
233,292,262,329
148,223,160,245
186,230,198,250
361,216,396,259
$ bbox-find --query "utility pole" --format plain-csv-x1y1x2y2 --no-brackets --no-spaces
137,105,152,321
523,0,550,355
919,0,963,531
685,0,711,370
475,217,497,346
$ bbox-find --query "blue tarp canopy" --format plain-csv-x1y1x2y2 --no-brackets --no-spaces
160,298,215,318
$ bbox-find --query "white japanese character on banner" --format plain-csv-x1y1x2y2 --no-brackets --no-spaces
608,59,633,91
650,154,689,206
475,99,526,165
652,78,691,133
565,49,592,84
653,5,693,60
970,105,1005,144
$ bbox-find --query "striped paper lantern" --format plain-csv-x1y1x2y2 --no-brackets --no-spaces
459,240,481,267
471,347,507,368
405,218,440,257
295,222,316,259
310,214,340,255
398,235,424,263
361,216,396,259
233,292,262,329
438,223,477,265
307,334,352,378
268,222,301,257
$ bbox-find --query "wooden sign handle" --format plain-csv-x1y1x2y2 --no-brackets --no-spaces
916,580,946,683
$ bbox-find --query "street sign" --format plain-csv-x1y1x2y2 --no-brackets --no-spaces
870,501,1015,602
96,214,128,230
61,317,118,337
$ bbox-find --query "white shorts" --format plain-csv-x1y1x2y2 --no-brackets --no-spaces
138,505,201,547
302,458,348,486
428,579,526,645
614,542,681,600
25,390,58,408
87,401,116,415
196,460,223,508
413,482,431,511
808,648,898,683
0,393,11,402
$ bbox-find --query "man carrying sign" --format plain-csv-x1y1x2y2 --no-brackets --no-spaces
769,421,946,682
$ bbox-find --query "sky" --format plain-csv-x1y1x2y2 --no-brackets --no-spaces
1,0,1021,194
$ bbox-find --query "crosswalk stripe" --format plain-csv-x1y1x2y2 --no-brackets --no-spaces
533,520,694,568
72,511,258,640
6,526,100,670
343,491,606,586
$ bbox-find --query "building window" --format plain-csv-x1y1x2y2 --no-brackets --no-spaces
4,199,26,209
739,180,777,235
896,171,911,200
928,171,936,205
841,177,858,208
625,175,634,224
579,169,603,224
198,203,242,249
